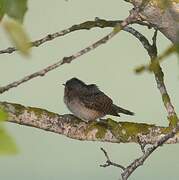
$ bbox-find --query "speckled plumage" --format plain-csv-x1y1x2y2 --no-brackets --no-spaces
64,78,134,122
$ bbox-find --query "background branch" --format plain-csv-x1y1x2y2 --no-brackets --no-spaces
1,0,178,56
0,9,141,94
0,18,150,55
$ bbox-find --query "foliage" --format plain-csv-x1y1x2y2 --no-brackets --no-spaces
0,107,8,121
0,0,27,22
4,19,30,55
0,108,17,155
0,0,30,55
0,124,17,154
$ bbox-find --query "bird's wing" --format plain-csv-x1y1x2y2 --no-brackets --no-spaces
80,91,113,114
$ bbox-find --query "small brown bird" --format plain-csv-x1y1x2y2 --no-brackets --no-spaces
63,78,134,122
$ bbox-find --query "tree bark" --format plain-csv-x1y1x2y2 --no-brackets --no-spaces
127,0,179,43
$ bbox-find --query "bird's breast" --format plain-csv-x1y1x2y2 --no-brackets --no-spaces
64,96,104,121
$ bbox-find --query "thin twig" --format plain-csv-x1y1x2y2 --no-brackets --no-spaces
100,148,125,170
0,18,151,55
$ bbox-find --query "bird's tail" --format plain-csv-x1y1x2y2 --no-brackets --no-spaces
110,104,134,116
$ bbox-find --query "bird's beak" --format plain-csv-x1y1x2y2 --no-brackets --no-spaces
62,83,65,86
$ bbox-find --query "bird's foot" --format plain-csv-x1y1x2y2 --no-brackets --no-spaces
98,118,109,126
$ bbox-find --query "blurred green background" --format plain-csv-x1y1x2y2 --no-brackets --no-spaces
0,0,179,179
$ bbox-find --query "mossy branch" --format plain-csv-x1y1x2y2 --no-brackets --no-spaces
135,30,178,126
1,101,178,144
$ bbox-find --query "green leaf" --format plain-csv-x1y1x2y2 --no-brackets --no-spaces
0,0,5,21
0,107,8,121
0,108,17,155
135,65,146,74
4,18,31,55
0,125,17,155
4,0,28,23
113,24,122,33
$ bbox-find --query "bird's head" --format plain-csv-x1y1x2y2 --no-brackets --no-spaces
63,77,86,93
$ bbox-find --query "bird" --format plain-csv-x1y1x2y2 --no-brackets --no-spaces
63,77,134,122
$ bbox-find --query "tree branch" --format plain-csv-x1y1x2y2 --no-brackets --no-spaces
126,0,179,43
1,101,179,144
0,8,141,94
135,29,178,125
149,31,178,125
0,18,151,55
